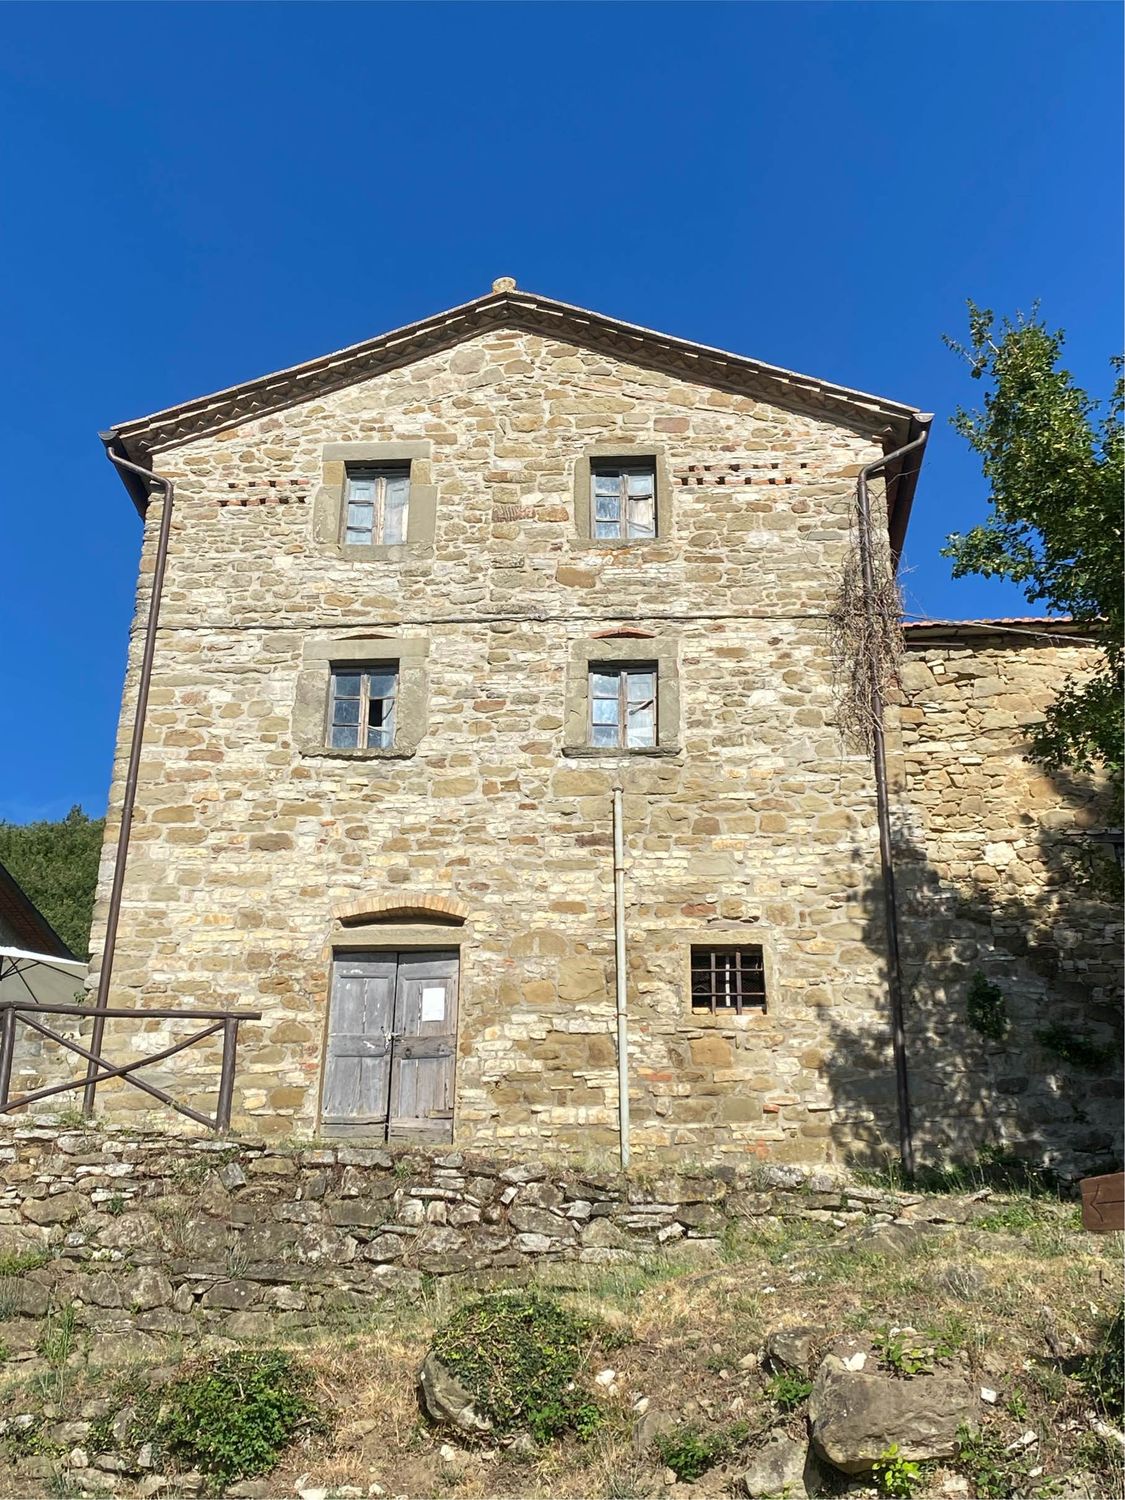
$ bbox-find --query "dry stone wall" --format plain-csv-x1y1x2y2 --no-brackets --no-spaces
0,1121,993,1371
886,629,1123,1177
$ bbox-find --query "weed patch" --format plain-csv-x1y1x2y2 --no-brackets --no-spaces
38,1306,78,1367
873,1325,952,1378
0,1250,48,1277
156,1349,324,1483
956,1423,1029,1498
1080,1303,1124,1421
873,1443,924,1497
764,1369,813,1410
653,1420,748,1481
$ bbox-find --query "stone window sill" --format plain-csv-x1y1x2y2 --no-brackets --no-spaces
571,538,667,551
687,1010,774,1028
300,746,418,762
561,744,681,759
333,543,435,562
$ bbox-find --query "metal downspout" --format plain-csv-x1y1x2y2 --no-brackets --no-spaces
83,450,175,1118
612,786,630,1171
855,427,930,1179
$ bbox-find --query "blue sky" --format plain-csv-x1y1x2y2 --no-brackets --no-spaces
0,2,1120,823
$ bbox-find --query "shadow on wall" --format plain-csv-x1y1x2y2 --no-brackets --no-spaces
825,770,1123,1182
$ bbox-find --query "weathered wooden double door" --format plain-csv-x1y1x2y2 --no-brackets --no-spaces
322,950,458,1141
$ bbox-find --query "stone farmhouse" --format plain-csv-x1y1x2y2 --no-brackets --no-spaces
34,283,1119,1174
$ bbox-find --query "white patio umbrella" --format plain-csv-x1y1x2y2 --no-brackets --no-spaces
0,947,88,1009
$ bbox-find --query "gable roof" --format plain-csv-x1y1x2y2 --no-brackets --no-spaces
0,860,76,961
102,285,931,532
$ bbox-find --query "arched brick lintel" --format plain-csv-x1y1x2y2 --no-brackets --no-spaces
331,894,470,925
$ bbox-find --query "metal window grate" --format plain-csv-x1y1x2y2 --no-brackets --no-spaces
690,946,767,1015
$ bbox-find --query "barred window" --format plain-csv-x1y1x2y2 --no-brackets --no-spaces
690,946,767,1014
344,465,411,546
328,664,398,750
591,462,657,540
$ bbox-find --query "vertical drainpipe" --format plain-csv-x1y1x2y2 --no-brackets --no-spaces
612,785,631,1171
854,425,930,1180
83,448,175,1118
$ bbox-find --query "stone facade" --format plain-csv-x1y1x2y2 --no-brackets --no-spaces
23,303,1114,1173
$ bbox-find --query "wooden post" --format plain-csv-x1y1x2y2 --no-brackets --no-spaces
216,1018,239,1135
0,1007,16,1112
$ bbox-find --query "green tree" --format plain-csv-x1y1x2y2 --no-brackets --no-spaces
0,805,105,958
944,304,1123,822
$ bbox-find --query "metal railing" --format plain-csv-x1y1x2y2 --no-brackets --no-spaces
0,1002,261,1134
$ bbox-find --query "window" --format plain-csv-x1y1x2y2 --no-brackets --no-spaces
589,664,657,749
329,665,398,749
344,466,410,546
591,462,656,540
690,947,767,1015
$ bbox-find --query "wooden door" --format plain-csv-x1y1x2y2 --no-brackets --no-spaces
388,950,458,1143
323,950,458,1141
322,954,397,1136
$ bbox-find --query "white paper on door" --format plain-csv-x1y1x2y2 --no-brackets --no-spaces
420,986,446,1023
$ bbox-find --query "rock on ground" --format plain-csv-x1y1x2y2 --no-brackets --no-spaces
417,1352,493,1437
809,1353,976,1474
742,1429,812,1497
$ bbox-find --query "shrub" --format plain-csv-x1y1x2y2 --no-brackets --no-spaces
966,973,1009,1041
430,1291,607,1443
1080,1303,1124,1421
654,1421,748,1481
157,1350,323,1482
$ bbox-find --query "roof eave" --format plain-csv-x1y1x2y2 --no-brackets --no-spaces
886,412,935,560
102,288,923,468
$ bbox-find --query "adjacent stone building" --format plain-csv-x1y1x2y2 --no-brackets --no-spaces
28,285,1118,1173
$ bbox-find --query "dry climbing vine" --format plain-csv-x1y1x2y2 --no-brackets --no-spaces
828,518,906,754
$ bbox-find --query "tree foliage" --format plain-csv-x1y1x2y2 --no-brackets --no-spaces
943,305,1123,815
0,805,104,958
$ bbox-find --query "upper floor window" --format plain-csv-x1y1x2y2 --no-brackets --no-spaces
344,466,410,546
329,664,398,749
591,461,656,540
589,664,657,749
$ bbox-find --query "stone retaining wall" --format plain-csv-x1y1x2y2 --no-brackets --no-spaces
891,630,1123,1178
0,1123,981,1369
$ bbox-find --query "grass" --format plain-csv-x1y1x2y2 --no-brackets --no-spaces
0,1197,1119,1498
0,1250,49,1277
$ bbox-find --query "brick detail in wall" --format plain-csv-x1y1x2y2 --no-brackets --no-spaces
218,478,313,507
673,460,812,487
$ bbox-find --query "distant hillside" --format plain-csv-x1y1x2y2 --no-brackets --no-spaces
0,805,104,958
